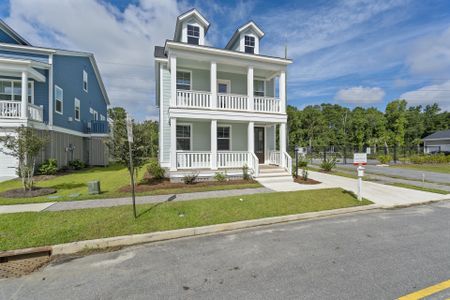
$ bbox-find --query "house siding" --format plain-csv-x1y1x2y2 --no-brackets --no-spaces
0,29,20,45
162,65,171,162
217,71,246,95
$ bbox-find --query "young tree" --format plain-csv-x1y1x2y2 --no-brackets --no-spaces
0,126,48,191
385,99,407,147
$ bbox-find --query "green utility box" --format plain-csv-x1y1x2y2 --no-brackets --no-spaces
87,181,101,194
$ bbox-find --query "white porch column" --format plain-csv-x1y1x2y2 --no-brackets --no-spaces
170,56,177,107
247,66,254,111
170,117,177,171
279,71,286,113
21,71,28,119
248,121,254,153
210,61,217,109
280,122,287,168
211,119,217,170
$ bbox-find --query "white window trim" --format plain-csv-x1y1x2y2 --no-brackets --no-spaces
254,78,265,97
176,69,192,91
54,85,63,115
217,79,231,94
83,70,88,92
217,124,232,151
74,98,80,121
244,35,255,53
187,24,200,45
0,78,34,103
176,122,193,151
100,114,105,121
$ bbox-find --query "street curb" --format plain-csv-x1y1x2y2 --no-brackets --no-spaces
51,204,382,255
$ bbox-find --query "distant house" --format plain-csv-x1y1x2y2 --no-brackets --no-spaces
0,19,110,176
423,130,450,154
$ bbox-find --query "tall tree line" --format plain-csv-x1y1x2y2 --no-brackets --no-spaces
287,100,450,151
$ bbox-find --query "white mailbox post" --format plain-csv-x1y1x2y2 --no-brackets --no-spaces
353,153,367,201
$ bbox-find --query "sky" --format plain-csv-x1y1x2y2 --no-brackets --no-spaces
1,0,449,120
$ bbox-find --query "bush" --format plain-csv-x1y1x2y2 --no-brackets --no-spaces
38,159,58,175
214,172,227,182
147,160,165,179
242,164,250,180
183,172,199,184
302,167,309,181
297,159,308,168
68,159,86,170
409,154,449,164
320,157,337,172
377,154,392,164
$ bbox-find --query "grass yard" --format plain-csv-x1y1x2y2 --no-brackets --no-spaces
391,164,450,174
0,188,372,251
0,164,260,205
388,182,449,195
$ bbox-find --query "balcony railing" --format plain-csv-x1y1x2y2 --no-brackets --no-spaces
0,101,43,122
27,104,43,122
175,90,282,113
87,120,109,134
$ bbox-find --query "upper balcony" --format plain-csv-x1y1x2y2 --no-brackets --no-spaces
0,101,44,122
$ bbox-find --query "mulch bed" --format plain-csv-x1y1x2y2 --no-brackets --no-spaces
0,187,57,198
293,177,321,185
118,178,257,193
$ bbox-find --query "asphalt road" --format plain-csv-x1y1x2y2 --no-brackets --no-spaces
2,202,450,299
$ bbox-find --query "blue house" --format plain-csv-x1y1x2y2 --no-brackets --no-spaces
0,19,109,176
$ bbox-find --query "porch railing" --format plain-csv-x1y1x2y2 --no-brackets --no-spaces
282,151,292,175
254,97,281,113
176,152,211,169
268,150,281,165
217,93,248,111
217,151,248,168
0,101,21,118
27,104,43,122
176,90,211,108
248,152,259,177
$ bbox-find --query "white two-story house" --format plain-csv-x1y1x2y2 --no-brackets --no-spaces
154,9,292,180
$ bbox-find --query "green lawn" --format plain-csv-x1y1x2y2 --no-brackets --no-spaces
0,164,260,205
0,188,371,251
388,182,449,195
391,164,450,174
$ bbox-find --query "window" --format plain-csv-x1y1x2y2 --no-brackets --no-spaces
176,71,191,90
254,80,265,97
217,126,231,151
74,98,80,121
0,79,33,103
176,124,191,151
187,25,200,45
100,114,105,121
83,70,88,92
217,79,230,94
55,85,63,114
244,35,255,54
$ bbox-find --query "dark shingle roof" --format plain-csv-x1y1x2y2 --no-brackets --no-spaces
423,129,450,140
154,46,166,58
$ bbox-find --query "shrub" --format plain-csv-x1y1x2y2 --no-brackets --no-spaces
297,159,308,168
68,159,86,170
147,159,165,179
38,159,58,175
320,157,337,172
214,172,227,182
183,172,199,184
242,164,250,180
409,154,449,164
302,167,309,181
377,154,392,164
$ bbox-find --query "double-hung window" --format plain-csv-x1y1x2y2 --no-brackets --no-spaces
187,25,200,45
74,98,80,121
217,126,231,151
254,80,265,97
83,70,88,92
244,35,255,54
176,71,191,90
0,80,33,103
176,124,191,151
55,85,63,114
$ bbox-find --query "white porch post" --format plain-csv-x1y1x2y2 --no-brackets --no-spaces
210,61,217,109
170,117,177,171
248,121,254,153
280,122,287,168
247,66,254,111
279,71,286,113
211,120,217,170
21,71,28,119
170,56,177,107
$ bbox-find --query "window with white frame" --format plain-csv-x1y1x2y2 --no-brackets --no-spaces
55,85,63,114
90,107,98,120
187,25,200,45
176,124,191,151
0,79,33,103
244,35,255,54
74,98,80,121
176,71,191,90
83,70,88,92
217,126,231,151
254,80,265,97
100,114,105,121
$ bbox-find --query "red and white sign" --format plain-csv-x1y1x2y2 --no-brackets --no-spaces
353,153,367,165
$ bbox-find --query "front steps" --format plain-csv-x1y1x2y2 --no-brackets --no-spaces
256,165,293,183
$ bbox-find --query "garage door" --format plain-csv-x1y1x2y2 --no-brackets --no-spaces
0,134,18,177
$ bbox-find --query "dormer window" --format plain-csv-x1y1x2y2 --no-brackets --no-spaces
244,36,255,54
187,25,200,45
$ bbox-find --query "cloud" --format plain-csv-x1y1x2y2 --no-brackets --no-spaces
335,86,385,104
400,80,450,110
5,0,181,120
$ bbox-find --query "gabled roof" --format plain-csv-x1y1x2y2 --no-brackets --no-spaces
225,21,265,50
423,129,450,141
0,19,31,46
173,8,210,41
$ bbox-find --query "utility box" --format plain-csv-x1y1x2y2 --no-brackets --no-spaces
87,181,101,194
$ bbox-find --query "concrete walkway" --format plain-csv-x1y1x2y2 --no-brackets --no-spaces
0,187,271,214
